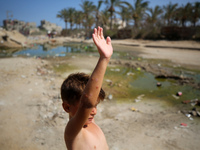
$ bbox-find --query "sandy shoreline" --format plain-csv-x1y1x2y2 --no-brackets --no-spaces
0,40,200,150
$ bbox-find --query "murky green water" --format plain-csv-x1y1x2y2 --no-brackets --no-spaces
104,66,200,105
1,43,199,106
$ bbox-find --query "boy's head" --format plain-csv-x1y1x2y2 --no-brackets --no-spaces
61,72,105,106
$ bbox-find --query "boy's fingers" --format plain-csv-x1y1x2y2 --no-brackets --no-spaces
94,28,97,36
100,28,104,39
92,34,98,45
106,36,111,45
97,26,100,38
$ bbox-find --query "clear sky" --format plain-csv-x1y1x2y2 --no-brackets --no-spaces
0,0,199,28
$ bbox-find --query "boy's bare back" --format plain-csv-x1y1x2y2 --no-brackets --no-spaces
62,27,113,150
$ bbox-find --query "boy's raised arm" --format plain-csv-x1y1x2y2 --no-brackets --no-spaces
65,27,113,140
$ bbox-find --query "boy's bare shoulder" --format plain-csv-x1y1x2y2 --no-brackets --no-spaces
65,122,109,150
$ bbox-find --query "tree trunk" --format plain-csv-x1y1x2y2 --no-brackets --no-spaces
70,22,73,30
65,21,68,30
110,11,113,30
96,12,99,27
134,18,138,28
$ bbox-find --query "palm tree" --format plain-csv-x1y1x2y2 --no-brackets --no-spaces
146,5,163,27
128,0,149,28
57,8,69,29
74,11,84,29
118,6,131,28
163,2,178,25
68,8,76,30
87,15,95,29
101,9,110,28
95,0,104,27
191,2,200,27
173,3,192,27
105,0,130,29
80,0,96,30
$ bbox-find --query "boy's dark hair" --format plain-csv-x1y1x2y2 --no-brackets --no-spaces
61,72,105,105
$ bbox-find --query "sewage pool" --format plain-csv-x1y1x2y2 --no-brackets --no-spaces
1,43,199,105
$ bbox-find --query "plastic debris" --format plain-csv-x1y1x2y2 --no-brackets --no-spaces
157,82,162,87
110,68,120,72
172,94,179,99
134,94,145,103
176,91,182,96
105,79,113,86
157,63,161,67
137,94,145,99
185,113,193,120
134,99,141,103
127,72,135,76
105,79,112,83
136,67,141,71
180,123,187,127
197,111,200,117
107,94,113,100
182,98,200,106
186,114,191,118
130,107,138,112
21,75,26,78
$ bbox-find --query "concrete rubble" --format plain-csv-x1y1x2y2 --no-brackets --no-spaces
0,28,27,48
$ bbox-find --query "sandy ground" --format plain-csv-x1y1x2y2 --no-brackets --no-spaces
0,40,200,150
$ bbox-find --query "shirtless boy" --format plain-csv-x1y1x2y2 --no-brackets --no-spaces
61,26,113,150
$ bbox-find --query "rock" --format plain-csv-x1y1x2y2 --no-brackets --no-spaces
0,29,27,48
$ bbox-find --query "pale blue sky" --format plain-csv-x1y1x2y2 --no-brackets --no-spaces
0,0,199,28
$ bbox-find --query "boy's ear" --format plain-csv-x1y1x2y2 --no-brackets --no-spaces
62,102,70,113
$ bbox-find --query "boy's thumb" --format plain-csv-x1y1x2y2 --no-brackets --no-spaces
106,36,111,45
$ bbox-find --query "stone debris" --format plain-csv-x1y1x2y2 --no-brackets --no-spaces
0,28,27,48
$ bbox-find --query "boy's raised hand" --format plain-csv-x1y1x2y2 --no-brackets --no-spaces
92,26,113,59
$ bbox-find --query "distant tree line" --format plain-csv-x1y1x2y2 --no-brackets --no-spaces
57,0,200,40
